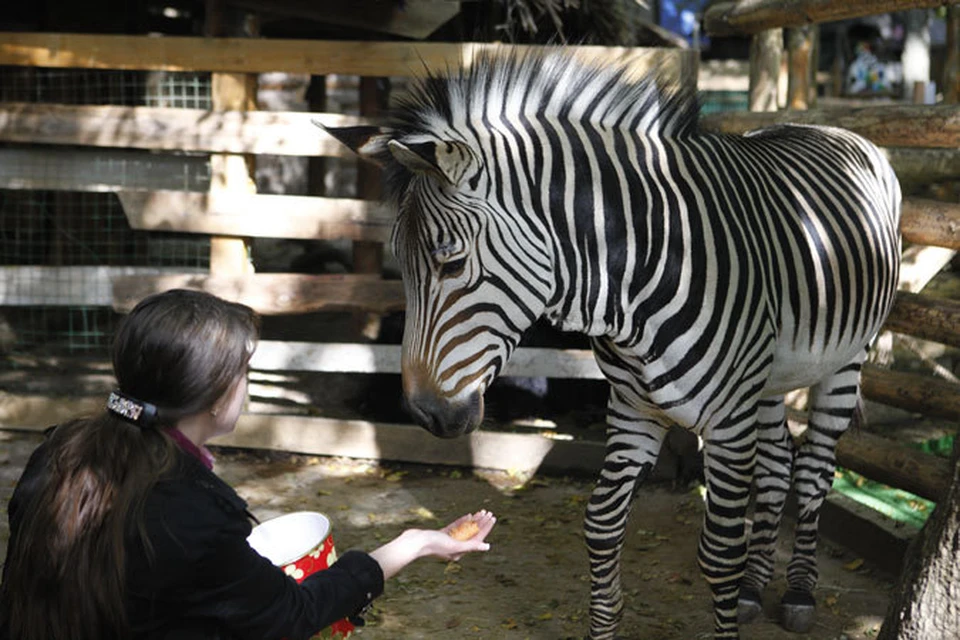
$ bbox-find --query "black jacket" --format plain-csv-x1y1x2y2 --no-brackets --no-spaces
1,434,384,640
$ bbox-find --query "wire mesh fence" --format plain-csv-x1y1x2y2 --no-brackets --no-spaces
0,66,213,354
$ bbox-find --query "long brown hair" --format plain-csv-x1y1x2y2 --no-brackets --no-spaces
0,289,259,640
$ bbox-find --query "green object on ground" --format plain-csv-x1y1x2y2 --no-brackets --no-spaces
831,434,954,529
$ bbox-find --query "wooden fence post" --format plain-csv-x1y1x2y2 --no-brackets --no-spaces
205,0,256,277
946,5,960,103
354,76,389,339
748,28,783,112
787,25,816,110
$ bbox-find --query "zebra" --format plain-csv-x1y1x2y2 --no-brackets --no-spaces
322,49,901,639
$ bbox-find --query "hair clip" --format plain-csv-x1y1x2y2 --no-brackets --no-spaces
106,390,158,427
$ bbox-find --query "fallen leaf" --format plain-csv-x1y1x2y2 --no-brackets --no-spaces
843,558,864,571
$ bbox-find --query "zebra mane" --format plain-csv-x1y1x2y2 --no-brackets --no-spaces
382,47,700,197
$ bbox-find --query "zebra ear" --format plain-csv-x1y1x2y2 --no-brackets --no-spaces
314,122,394,167
388,139,479,188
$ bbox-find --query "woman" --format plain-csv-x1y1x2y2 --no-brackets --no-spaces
0,289,495,640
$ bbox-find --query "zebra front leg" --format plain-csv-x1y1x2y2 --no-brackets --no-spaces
783,361,863,632
739,397,794,623
698,420,758,639
585,416,667,640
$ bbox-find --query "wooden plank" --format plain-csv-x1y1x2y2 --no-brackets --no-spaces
901,198,960,250
0,266,204,306
117,190,394,243
836,429,952,502
0,147,210,193
700,104,960,148
111,273,405,315
886,148,960,185
812,492,918,575
0,33,697,83
705,0,952,37
786,26,815,110
885,291,960,349
946,5,960,104
224,414,605,474
249,342,604,379
206,4,258,278
228,0,461,39
0,103,369,157
3,146,956,198
0,408,681,481
748,29,783,113
862,364,960,423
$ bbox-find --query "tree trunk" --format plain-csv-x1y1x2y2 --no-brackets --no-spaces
878,435,960,639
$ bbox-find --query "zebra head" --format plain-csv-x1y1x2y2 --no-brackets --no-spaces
322,124,555,438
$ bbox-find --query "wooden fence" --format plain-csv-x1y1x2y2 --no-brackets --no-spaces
0,21,958,516
0,31,696,476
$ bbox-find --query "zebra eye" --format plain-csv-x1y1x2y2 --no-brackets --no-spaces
438,256,467,278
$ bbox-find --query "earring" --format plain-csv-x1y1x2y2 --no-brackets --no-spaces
211,407,220,418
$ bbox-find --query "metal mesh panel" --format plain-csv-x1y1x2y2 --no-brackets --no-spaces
0,67,214,353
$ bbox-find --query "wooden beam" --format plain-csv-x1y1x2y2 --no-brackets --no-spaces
748,29,783,112
111,273,405,315
862,364,960,422
249,342,605,379
0,266,203,306
786,26,815,110
228,0,461,39
117,190,394,243
700,104,960,148
113,193,957,250
836,429,951,502
0,412,675,482
704,0,952,37
884,291,960,349
223,415,607,474
885,148,960,186
0,103,371,157
0,147,210,193
946,4,960,103
901,198,960,250
0,33,697,84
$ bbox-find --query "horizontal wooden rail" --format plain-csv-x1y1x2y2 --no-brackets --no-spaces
901,199,960,250
112,273,405,315
836,429,951,502
884,148,960,186
117,191,393,243
0,147,210,192
862,364,960,422
116,192,959,250
885,291,960,349
704,0,952,37
700,104,960,149
0,103,367,157
0,33,696,80
250,341,604,379
0,266,204,306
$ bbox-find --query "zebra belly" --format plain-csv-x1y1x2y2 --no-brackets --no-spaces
763,341,866,396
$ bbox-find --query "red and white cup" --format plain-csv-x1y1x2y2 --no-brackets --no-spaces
247,511,355,639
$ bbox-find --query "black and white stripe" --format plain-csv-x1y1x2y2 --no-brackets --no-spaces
328,49,901,639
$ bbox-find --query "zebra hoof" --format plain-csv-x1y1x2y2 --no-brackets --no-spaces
780,589,816,633
737,587,763,624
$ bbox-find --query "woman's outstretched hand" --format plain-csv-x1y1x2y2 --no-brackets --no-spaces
432,509,497,561
369,510,497,579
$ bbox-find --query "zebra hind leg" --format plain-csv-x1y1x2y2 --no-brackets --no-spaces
738,397,794,624
584,418,666,640
782,362,863,632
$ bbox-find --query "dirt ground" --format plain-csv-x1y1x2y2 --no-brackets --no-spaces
1,428,893,640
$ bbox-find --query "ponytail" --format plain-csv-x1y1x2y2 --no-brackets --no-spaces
0,413,177,640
